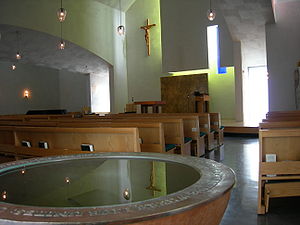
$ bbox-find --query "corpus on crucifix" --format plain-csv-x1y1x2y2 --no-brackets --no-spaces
140,19,156,56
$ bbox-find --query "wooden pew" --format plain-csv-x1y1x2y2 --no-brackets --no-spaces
0,120,170,155
57,121,169,154
0,115,192,155
0,127,15,145
0,126,141,155
0,144,87,160
59,117,190,155
104,112,220,152
258,128,300,214
99,117,191,156
0,113,76,122
209,112,224,146
99,115,195,155
266,110,300,118
264,111,300,122
260,121,300,129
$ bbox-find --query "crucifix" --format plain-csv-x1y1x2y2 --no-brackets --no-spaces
140,19,156,56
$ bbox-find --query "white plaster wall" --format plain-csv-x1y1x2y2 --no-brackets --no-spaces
160,0,234,72
234,41,243,121
59,70,91,112
266,1,300,111
160,0,208,72
0,62,60,115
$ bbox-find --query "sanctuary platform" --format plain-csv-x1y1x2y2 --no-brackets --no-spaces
222,120,259,134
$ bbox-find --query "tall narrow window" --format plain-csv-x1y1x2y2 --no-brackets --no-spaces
207,25,226,74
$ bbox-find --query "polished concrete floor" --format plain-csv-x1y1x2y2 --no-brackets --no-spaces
209,137,300,225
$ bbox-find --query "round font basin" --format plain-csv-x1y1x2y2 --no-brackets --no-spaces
0,153,235,225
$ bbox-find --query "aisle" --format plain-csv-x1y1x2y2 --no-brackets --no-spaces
215,137,300,225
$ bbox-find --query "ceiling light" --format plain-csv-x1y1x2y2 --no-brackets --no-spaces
57,0,67,22
117,25,125,35
117,0,125,35
11,64,16,70
207,0,216,21
16,52,21,60
58,22,66,50
15,31,22,60
58,40,65,50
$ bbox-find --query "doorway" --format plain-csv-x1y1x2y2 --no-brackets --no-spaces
243,66,269,125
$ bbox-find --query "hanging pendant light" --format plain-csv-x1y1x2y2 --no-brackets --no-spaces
58,40,65,50
15,31,22,60
117,25,125,35
117,0,125,35
57,0,67,22
58,23,65,50
11,64,16,70
207,0,216,21
16,52,21,60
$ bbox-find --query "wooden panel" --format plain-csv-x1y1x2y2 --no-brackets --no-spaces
161,74,208,113
0,131,14,144
258,127,300,214
265,182,300,198
262,136,300,161
14,127,140,153
261,161,300,175
0,144,86,158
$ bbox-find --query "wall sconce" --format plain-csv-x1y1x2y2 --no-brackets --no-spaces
23,89,30,98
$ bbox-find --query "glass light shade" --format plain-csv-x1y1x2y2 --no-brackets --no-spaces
16,52,22,60
58,40,65,50
57,8,67,22
11,64,16,70
23,90,30,98
207,9,216,21
117,25,125,35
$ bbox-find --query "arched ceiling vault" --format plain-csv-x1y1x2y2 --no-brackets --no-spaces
0,24,110,75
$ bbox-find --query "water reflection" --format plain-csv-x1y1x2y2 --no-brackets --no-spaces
0,158,200,208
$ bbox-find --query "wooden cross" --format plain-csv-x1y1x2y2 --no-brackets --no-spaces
140,19,156,56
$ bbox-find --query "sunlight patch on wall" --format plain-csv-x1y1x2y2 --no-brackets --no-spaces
90,70,110,113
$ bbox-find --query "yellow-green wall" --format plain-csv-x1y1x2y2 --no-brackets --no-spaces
126,0,163,102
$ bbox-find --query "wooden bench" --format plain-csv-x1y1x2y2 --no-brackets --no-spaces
101,117,191,156
260,120,300,129
0,116,190,155
0,144,87,160
258,128,300,214
99,115,195,155
104,113,217,154
0,126,141,160
0,113,77,122
57,121,169,154
0,120,171,155
209,112,224,146
266,110,300,118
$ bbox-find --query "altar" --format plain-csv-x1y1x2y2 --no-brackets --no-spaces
134,101,166,113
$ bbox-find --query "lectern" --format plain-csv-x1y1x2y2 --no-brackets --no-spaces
195,95,210,113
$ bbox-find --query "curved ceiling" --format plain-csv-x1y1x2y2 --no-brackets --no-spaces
0,24,110,75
